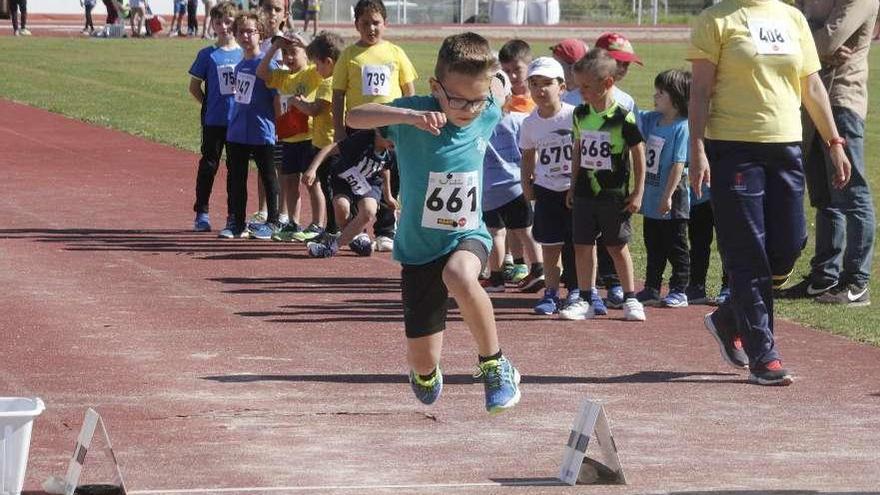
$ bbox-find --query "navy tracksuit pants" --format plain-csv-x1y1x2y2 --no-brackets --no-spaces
706,140,806,367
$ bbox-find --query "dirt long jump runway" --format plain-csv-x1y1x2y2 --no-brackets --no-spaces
1,98,879,494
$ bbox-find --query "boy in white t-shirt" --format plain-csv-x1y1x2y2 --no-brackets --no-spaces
519,57,581,315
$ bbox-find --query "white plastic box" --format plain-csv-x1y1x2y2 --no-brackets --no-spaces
0,398,45,495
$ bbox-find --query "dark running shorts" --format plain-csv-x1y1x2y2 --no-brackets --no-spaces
400,238,489,338
483,194,533,230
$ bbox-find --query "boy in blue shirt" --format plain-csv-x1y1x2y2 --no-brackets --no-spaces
220,12,282,239
188,1,241,232
347,33,521,415
636,69,691,308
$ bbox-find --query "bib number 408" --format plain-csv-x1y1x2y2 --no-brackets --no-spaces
426,186,477,213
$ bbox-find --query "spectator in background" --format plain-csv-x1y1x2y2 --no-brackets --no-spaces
689,0,850,385
103,0,119,25
81,0,96,35
187,0,199,36
780,0,877,306
9,0,31,36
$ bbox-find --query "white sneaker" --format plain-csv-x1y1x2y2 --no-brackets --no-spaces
623,298,646,321
18,28,32,36
559,300,593,320
373,235,394,252
278,213,290,225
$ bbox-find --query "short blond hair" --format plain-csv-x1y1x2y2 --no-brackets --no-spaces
572,48,617,81
434,32,498,80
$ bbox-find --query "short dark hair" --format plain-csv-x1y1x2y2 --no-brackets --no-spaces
307,31,345,62
210,0,238,20
498,39,531,64
572,47,617,81
354,0,386,21
654,69,691,117
232,12,263,35
434,32,498,80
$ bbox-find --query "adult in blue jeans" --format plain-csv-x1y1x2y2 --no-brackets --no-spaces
778,0,876,306
689,0,850,386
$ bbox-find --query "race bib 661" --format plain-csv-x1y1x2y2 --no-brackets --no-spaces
421,171,480,231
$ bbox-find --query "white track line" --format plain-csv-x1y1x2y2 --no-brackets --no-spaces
129,480,564,494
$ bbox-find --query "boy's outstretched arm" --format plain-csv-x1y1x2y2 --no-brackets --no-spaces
347,103,446,135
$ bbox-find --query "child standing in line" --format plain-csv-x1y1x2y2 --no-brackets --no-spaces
188,1,242,232
332,0,417,254
519,57,580,315
687,184,730,306
219,12,282,239
249,0,287,225
303,130,397,257
257,32,327,241
563,48,646,322
331,0,417,143
496,38,535,285
498,39,535,115
347,32,521,414
294,30,347,242
480,70,544,294
636,69,692,308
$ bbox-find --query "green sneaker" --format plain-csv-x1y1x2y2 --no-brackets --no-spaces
509,264,529,284
291,223,325,242
271,223,302,242
409,366,443,405
475,356,521,414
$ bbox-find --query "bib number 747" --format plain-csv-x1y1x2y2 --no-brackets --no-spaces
422,171,480,231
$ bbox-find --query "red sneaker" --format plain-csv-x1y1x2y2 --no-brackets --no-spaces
748,359,793,386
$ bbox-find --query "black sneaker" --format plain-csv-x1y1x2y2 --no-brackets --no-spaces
815,283,870,307
775,276,836,299
748,359,793,386
703,310,749,369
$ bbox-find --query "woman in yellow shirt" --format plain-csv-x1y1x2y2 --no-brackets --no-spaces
688,0,850,386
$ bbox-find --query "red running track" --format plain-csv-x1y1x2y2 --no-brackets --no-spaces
1,99,880,494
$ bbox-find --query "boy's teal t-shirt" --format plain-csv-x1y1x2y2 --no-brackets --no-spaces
383,95,501,266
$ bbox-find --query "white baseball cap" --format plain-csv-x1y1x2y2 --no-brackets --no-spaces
527,56,565,81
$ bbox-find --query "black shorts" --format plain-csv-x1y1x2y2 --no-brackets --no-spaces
483,194,533,230
400,238,489,338
532,185,572,245
331,175,383,204
571,196,632,246
280,140,315,175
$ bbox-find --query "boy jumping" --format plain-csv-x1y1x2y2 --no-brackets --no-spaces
347,32,522,414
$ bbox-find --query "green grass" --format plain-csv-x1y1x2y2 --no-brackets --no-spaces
1,37,878,345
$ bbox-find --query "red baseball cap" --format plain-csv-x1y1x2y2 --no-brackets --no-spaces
595,32,643,66
550,39,588,65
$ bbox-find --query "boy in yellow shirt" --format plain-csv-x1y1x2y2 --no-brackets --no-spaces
257,32,328,241
331,0,417,142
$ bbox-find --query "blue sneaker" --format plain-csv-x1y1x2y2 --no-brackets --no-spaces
563,288,581,310
348,233,373,256
605,284,624,309
534,288,560,315
307,235,339,258
686,285,710,305
636,287,662,307
714,287,731,306
217,216,246,239
193,212,211,232
662,291,689,308
475,356,521,414
409,367,443,405
590,288,608,315
249,222,279,240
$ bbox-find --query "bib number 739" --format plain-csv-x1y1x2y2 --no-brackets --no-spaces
422,171,480,231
